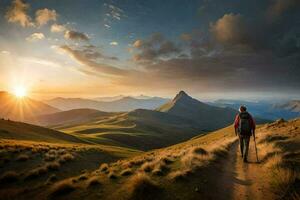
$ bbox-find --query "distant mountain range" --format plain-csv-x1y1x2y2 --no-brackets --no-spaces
45,96,169,112
211,99,300,120
273,100,300,112
0,90,275,151
0,91,60,121
93,94,156,102
39,91,242,150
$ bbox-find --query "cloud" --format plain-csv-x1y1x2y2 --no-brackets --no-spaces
35,8,57,26
180,33,192,41
58,45,123,76
110,41,118,46
26,33,45,42
1,51,11,55
210,13,248,46
133,40,143,48
51,24,66,33
267,0,300,19
132,33,181,62
64,30,89,41
5,0,34,27
103,3,126,29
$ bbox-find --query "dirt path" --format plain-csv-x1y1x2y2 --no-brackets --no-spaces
218,139,274,200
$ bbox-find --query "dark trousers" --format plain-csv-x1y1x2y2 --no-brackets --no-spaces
239,135,250,160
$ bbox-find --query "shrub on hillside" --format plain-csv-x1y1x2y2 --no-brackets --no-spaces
49,179,76,197
99,163,109,172
58,153,74,164
78,174,88,181
108,171,118,179
168,169,192,181
0,171,19,183
120,169,133,176
44,153,56,161
87,176,101,187
16,154,30,161
140,162,155,172
124,173,161,200
46,161,61,170
192,147,208,155
25,166,48,180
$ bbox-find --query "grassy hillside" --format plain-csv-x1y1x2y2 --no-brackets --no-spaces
0,119,140,200
60,109,204,150
0,119,87,144
50,91,241,151
1,118,299,199
29,108,118,127
0,122,237,200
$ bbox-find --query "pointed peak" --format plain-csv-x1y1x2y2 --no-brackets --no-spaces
178,90,188,96
173,90,191,102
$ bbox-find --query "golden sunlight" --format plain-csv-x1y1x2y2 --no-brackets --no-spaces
13,86,27,98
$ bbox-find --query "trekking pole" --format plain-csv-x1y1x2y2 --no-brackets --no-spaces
253,135,259,162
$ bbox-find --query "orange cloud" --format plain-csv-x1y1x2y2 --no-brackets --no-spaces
35,8,57,26
5,0,34,27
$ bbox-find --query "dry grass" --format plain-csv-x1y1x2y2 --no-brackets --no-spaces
270,167,299,199
58,153,75,163
140,161,155,172
167,169,192,181
257,119,300,199
99,163,109,172
48,179,76,198
122,173,161,200
16,153,30,161
120,168,133,176
25,166,48,180
180,149,210,171
0,171,19,183
152,162,168,176
46,161,61,170
78,174,88,181
45,174,58,185
108,171,118,179
87,176,101,187
44,153,56,161
191,147,208,155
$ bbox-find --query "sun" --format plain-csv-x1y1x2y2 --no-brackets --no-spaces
14,86,27,98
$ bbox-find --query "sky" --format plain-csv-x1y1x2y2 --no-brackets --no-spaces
0,0,299,100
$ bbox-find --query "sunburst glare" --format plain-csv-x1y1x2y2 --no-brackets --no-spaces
13,86,27,98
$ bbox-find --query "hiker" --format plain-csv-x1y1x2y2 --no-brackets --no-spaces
234,105,256,162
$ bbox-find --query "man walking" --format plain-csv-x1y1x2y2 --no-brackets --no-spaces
234,106,256,162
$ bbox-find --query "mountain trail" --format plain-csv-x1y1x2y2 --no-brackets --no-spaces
217,139,275,200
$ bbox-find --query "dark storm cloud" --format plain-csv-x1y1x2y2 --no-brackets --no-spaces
64,30,89,41
123,0,300,92
132,33,181,62
267,0,300,20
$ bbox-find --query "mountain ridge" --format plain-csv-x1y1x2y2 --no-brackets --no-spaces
45,96,169,112
0,91,60,121
157,91,238,130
